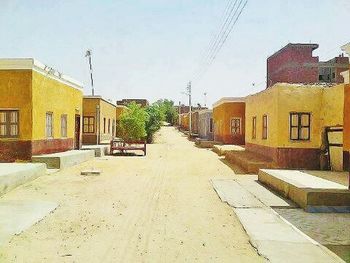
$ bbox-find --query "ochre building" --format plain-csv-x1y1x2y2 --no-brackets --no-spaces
0,58,83,162
82,96,116,144
245,83,349,170
212,97,245,145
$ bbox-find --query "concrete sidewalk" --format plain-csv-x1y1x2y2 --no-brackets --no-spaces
0,200,57,246
212,177,345,262
0,163,46,197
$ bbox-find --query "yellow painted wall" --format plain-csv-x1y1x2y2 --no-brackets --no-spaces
246,84,345,149
99,99,116,139
246,83,346,170
245,88,279,148
83,97,116,141
344,84,350,152
213,101,245,144
276,85,323,148
0,70,32,140
83,98,100,136
31,71,83,140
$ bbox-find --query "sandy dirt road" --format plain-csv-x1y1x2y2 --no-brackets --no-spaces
0,127,263,262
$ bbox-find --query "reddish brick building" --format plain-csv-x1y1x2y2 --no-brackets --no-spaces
267,43,319,88
267,43,349,88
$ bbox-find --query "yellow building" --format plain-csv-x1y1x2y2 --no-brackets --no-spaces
245,83,349,170
212,97,245,145
0,58,83,162
178,113,189,130
82,96,116,144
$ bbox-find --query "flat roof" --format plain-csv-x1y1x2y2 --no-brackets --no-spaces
268,43,319,59
213,97,245,108
83,95,116,107
0,58,83,90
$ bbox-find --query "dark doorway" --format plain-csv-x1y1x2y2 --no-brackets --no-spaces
75,114,81,149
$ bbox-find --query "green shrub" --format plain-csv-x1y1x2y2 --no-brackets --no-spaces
119,102,148,141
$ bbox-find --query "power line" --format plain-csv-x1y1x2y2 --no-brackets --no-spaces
194,0,238,80
193,0,248,83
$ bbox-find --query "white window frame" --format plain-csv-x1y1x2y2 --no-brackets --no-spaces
46,112,53,139
230,117,242,135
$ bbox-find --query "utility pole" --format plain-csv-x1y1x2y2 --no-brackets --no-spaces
85,50,94,96
187,81,192,137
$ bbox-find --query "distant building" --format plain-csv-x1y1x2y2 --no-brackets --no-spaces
82,96,116,145
175,104,207,114
267,43,349,88
318,55,349,83
198,110,214,141
267,43,319,88
212,97,245,145
116,99,149,108
341,43,350,84
0,58,83,162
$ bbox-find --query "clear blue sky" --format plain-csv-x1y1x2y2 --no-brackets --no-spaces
1,0,349,107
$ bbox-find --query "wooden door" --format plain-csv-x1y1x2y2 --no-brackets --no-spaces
75,115,81,149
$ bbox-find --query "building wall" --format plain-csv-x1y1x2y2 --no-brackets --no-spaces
246,83,345,170
31,71,83,155
343,84,350,170
182,114,189,130
0,70,33,161
82,98,116,144
267,44,319,88
213,102,245,144
82,98,99,144
198,111,213,140
99,99,116,142
191,111,199,134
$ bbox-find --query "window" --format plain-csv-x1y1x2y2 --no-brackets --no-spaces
231,118,241,135
209,118,213,133
0,110,19,138
290,112,310,140
61,114,67,138
252,116,257,139
83,116,95,133
112,119,115,136
46,112,53,138
108,119,111,134
262,115,268,139
103,118,106,134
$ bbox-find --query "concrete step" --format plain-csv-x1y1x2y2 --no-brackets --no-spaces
258,169,350,212
235,207,344,262
0,200,57,246
82,145,110,157
225,150,275,174
32,150,95,169
235,177,295,208
0,163,46,197
212,145,245,156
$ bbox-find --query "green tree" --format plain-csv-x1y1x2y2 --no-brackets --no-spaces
119,102,148,141
145,104,165,143
155,99,178,125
